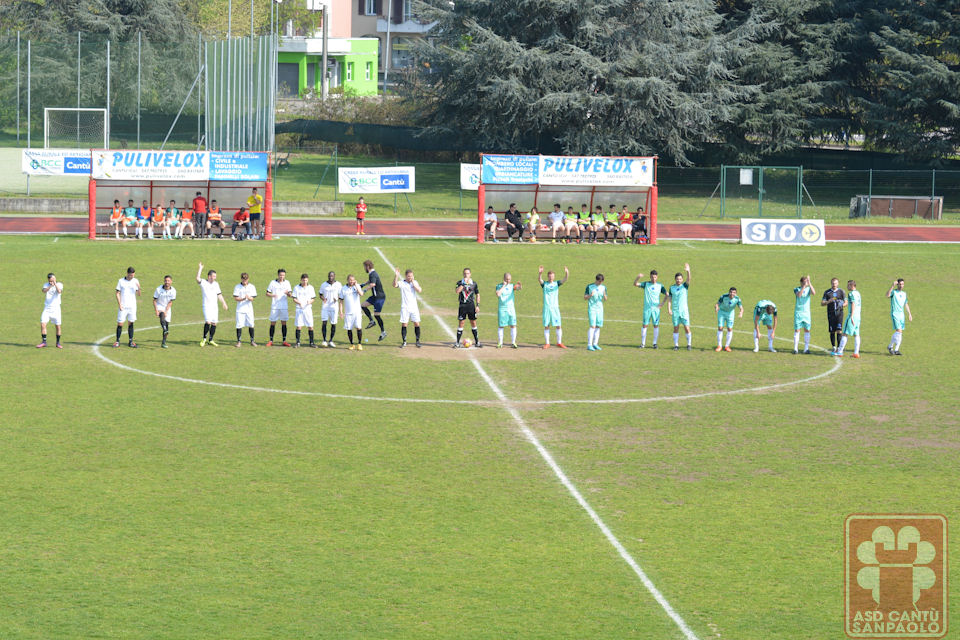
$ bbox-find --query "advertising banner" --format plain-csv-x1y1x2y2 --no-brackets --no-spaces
460,163,481,190
210,152,269,181
480,155,539,185
21,149,91,176
538,155,654,187
740,218,826,246
338,166,416,194
91,150,209,181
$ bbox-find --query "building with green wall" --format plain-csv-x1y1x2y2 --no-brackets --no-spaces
278,37,379,97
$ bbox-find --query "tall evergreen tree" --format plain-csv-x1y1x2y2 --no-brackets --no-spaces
408,0,772,163
0,0,193,41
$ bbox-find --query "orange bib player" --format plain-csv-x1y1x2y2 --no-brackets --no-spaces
153,204,172,239
355,197,367,235
206,201,226,238
109,200,126,239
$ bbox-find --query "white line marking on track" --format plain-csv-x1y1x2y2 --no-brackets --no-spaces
374,246,701,640
53,237,59,243
443,240,456,247
294,238,300,245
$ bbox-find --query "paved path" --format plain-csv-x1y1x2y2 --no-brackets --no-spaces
3,216,960,242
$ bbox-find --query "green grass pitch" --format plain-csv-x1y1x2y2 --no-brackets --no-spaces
1,235,957,639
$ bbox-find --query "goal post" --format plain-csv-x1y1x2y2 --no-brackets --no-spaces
44,108,108,150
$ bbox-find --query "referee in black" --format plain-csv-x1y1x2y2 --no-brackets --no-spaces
454,267,481,348
821,277,846,354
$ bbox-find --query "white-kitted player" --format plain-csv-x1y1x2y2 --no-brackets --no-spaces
233,272,258,347
318,271,343,347
38,272,64,349
114,266,141,348
340,274,365,350
394,267,422,348
153,275,177,349
265,268,292,347
197,262,228,347
292,273,316,348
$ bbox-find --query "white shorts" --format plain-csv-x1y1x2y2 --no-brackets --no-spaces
41,309,61,325
620,223,632,234
203,305,219,324
157,308,173,323
269,307,288,322
295,307,314,328
400,307,421,324
236,310,255,328
344,312,362,330
320,304,339,323
117,307,137,323
551,221,564,230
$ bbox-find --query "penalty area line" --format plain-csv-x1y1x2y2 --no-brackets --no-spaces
373,246,701,640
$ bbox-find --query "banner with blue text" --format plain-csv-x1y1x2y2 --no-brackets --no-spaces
338,166,416,194
21,149,92,176
90,150,269,181
481,154,655,187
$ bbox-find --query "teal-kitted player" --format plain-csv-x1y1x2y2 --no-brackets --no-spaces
836,280,862,358
584,273,608,351
886,278,913,355
495,273,521,349
667,263,692,350
753,299,778,352
792,275,816,354
634,269,668,348
714,287,743,351
539,265,569,348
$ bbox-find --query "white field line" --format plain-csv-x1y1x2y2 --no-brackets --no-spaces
294,238,300,245
53,237,59,243
374,246,701,640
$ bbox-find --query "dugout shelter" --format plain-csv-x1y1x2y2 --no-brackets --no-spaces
87,150,273,239
476,154,658,243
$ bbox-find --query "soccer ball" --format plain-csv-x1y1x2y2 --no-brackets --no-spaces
463,339,472,348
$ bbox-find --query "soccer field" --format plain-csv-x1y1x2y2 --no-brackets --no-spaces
1,236,957,639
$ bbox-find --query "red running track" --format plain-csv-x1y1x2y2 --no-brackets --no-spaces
3,216,960,242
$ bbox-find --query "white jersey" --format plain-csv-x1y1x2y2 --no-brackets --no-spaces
398,280,420,313
116,277,140,309
233,283,257,315
266,279,292,311
339,283,363,316
153,285,177,311
549,211,565,225
43,282,63,312
319,280,342,307
292,284,316,310
199,279,222,309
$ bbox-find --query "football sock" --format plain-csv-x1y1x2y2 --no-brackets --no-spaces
726,331,733,347
281,324,287,339
686,331,692,346
593,328,601,346
329,325,336,341
894,332,903,350
457,329,463,344
363,307,373,320
376,315,384,331
793,332,800,350
804,332,810,350
347,330,354,344
248,328,253,341
414,326,420,340
854,336,861,354
357,329,363,342
587,327,595,345
510,327,517,343
308,330,314,343
296,329,301,342
641,327,647,346
556,328,562,344
402,326,408,341
56,334,61,346
321,321,328,341
116,325,123,341
544,329,550,345
754,329,760,348
128,324,134,341
888,331,897,349
673,332,679,346
203,323,210,339
41,332,46,343
269,324,275,340
236,328,242,341
147,226,154,239
208,325,216,339
472,328,479,343
653,327,659,345
838,335,848,354
767,329,775,349
717,330,723,347
498,327,504,343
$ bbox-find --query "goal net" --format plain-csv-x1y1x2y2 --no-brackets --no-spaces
45,108,108,149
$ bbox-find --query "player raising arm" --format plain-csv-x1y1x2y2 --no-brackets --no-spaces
153,275,176,348
714,287,743,351
667,263,692,350
585,274,607,351
793,275,816,354
394,267,423,348
197,262,228,347
38,273,64,349
886,278,912,355
539,265,569,348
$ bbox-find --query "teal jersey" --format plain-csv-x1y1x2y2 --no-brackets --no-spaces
755,300,777,315
496,282,517,314
166,207,181,220
669,282,689,314
123,206,138,218
890,289,908,315
541,280,561,309
639,281,666,310
717,294,741,314
586,283,606,309
794,286,812,320
848,289,862,321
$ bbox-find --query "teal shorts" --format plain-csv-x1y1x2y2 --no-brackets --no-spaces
718,313,735,329
498,309,517,327
588,307,604,327
124,218,136,227
543,306,561,327
843,316,860,336
643,307,660,326
672,312,689,327
794,318,811,331
755,312,774,328
891,314,905,331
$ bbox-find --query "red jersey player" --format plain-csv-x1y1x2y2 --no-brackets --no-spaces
355,197,367,235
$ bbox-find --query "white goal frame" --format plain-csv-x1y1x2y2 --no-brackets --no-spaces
44,108,108,150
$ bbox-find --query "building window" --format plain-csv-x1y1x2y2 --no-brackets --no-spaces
402,0,413,21
391,37,414,69
365,62,372,80
365,0,376,15
346,62,353,81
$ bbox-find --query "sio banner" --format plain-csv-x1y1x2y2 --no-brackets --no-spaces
460,163,481,190
338,166,416,194
90,150,269,181
480,154,655,186
740,218,825,246
21,149,91,176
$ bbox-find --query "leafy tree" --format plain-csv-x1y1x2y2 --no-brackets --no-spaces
407,0,773,163
0,0,193,41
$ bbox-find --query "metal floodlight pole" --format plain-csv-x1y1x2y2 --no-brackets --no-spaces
137,31,141,149
26,39,31,195
161,65,205,150
199,33,203,148
77,32,81,148
321,5,329,101
16,32,20,144
383,0,393,95
228,0,233,38
106,40,111,149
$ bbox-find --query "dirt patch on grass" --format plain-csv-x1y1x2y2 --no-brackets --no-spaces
396,341,567,362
